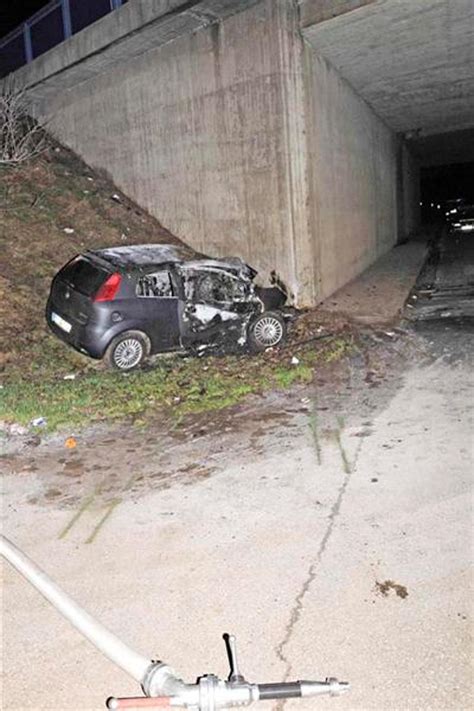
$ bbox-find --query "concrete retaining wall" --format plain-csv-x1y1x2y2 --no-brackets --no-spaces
303,50,401,301
31,0,419,306
45,0,310,302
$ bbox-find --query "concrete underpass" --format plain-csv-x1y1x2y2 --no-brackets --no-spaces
5,0,472,307
2,3,474,710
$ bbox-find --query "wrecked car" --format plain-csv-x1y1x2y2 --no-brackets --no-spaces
46,244,289,370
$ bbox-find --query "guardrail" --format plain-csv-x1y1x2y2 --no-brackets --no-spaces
0,0,127,78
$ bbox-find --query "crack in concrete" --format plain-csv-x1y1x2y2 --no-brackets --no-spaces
273,437,363,710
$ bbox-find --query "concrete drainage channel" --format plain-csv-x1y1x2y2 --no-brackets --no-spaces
0,535,349,710
405,232,474,321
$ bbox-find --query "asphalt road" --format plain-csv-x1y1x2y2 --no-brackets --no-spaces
2,325,473,710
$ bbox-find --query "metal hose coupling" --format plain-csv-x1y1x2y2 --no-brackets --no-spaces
108,636,350,710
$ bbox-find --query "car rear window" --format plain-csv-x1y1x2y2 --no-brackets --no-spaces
58,256,109,297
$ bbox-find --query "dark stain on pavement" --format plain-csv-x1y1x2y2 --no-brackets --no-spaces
375,579,409,599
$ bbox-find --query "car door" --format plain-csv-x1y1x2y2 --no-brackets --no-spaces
134,268,180,351
176,266,254,349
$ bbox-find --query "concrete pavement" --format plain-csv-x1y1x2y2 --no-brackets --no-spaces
322,239,428,326
2,327,473,710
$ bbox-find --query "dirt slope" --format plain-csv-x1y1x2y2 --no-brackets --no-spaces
0,141,182,377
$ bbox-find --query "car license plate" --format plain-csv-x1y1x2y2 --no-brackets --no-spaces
51,311,72,333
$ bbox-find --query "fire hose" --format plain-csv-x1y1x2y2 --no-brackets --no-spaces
1,534,349,710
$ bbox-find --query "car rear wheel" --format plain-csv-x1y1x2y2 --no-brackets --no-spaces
247,312,286,352
105,331,150,371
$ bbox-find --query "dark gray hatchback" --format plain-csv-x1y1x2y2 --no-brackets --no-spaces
46,244,288,370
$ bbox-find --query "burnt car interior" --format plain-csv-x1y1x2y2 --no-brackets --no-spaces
183,268,250,305
136,271,175,298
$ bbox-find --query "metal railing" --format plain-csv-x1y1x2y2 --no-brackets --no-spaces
0,0,128,79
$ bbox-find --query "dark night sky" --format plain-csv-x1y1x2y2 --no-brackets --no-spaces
0,1,51,38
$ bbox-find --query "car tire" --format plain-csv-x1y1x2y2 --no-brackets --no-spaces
247,311,286,352
104,330,151,371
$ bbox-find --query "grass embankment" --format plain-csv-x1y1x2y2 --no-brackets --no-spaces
0,143,179,377
0,145,354,433
1,335,353,432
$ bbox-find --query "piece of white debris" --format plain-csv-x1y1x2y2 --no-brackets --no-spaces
300,397,310,405
86,176,94,181
10,423,29,436
83,189,90,195
111,194,121,202
63,374,76,380
31,417,47,427
384,331,396,338
63,227,75,234
291,356,300,365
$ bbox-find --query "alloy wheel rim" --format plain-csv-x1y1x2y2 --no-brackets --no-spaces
253,316,283,347
114,338,143,369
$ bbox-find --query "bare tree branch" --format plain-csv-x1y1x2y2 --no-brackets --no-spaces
0,80,49,166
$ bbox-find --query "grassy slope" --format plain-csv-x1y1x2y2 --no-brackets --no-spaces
0,143,179,378
0,144,353,432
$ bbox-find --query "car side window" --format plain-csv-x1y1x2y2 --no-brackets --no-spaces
136,271,174,298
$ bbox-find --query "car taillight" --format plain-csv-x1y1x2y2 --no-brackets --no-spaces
94,273,122,302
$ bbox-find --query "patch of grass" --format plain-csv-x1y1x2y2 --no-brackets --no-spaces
335,415,352,474
0,333,353,433
306,335,356,365
308,405,322,465
273,364,313,388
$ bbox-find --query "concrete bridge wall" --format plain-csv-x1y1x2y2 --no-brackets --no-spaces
304,49,400,300
19,0,418,305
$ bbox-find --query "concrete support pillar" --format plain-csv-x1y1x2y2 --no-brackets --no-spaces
23,23,33,63
61,0,72,40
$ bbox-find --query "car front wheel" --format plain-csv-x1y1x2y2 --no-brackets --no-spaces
247,312,286,352
104,331,150,371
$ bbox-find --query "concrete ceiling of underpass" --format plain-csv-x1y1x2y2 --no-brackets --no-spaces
301,0,474,143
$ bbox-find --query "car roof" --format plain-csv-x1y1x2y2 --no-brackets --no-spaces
86,244,256,278
88,244,197,268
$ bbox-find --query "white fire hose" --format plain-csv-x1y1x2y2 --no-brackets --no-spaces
1,534,349,709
